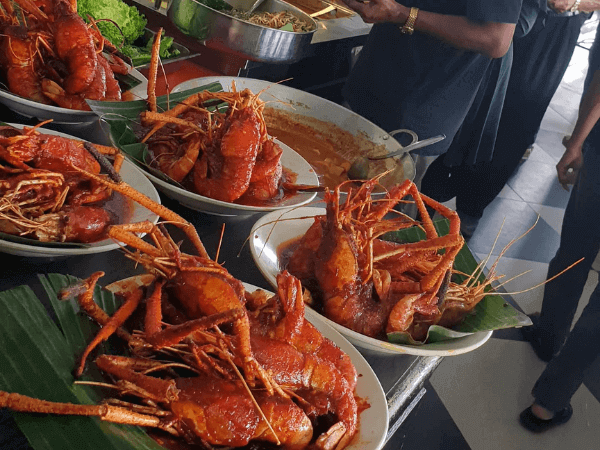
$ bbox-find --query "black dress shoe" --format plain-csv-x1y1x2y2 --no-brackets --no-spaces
520,313,556,363
519,404,573,433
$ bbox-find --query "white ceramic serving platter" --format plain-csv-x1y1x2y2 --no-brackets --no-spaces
250,206,493,356
105,275,388,450
140,138,318,217
0,125,160,258
0,68,148,125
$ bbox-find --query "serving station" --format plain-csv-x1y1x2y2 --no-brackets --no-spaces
126,0,372,102
0,0,507,448
0,101,447,450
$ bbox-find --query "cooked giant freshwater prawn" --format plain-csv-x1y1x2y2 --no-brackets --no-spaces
135,30,311,206
0,0,131,110
286,175,468,342
0,121,128,243
284,177,581,343
0,173,362,450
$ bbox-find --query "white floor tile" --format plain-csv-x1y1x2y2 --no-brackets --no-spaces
538,106,576,135
430,339,600,450
474,253,548,313
534,129,569,163
526,144,553,164
529,204,565,234
496,184,521,201
578,14,599,42
508,159,571,208
560,44,590,91
546,87,581,125
442,197,456,211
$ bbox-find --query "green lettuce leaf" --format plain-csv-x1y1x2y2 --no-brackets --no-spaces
77,0,147,46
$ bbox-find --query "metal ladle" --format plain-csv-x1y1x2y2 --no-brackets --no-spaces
245,0,267,14
347,133,446,180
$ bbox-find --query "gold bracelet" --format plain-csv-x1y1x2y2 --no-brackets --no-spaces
400,7,419,35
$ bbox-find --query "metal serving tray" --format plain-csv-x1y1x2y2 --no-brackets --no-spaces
133,28,195,69
166,0,317,63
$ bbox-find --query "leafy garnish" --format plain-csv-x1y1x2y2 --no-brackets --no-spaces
121,33,182,67
77,0,147,46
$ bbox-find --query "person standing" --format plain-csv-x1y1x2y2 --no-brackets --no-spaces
341,0,522,188
420,1,594,237
519,47,600,432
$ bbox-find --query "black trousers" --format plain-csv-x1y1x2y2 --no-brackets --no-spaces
532,146,600,412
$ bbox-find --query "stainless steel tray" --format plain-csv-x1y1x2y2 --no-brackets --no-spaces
166,0,317,63
133,28,196,69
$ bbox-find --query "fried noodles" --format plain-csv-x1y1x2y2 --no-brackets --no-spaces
228,10,315,32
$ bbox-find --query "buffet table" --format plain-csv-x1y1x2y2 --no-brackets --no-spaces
0,3,442,442
0,182,441,449
0,97,442,445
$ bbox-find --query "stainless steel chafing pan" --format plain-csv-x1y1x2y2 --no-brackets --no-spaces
166,0,317,63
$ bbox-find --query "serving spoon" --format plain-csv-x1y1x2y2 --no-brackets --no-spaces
310,4,336,17
245,0,267,14
348,134,446,180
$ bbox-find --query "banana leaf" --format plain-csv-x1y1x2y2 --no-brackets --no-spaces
87,82,224,124
0,274,165,450
382,219,531,345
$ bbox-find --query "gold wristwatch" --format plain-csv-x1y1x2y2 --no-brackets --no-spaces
569,0,581,12
400,7,419,35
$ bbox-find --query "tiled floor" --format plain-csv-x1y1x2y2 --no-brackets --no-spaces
393,14,600,450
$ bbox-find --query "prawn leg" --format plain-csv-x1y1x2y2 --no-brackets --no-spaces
0,391,162,427
70,165,210,259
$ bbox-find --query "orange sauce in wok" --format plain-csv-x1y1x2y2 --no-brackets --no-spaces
264,110,352,189
263,108,407,192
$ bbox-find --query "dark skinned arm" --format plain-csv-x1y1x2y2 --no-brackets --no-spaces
342,0,516,58
558,68,600,189
548,0,600,13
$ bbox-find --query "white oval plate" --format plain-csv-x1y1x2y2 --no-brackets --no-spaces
0,124,160,258
250,206,493,356
141,138,318,217
106,276,388,450
0,68,148,125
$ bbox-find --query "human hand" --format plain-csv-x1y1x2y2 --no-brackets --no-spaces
341,0,405,24
556,135,584,190
547,0,577,13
